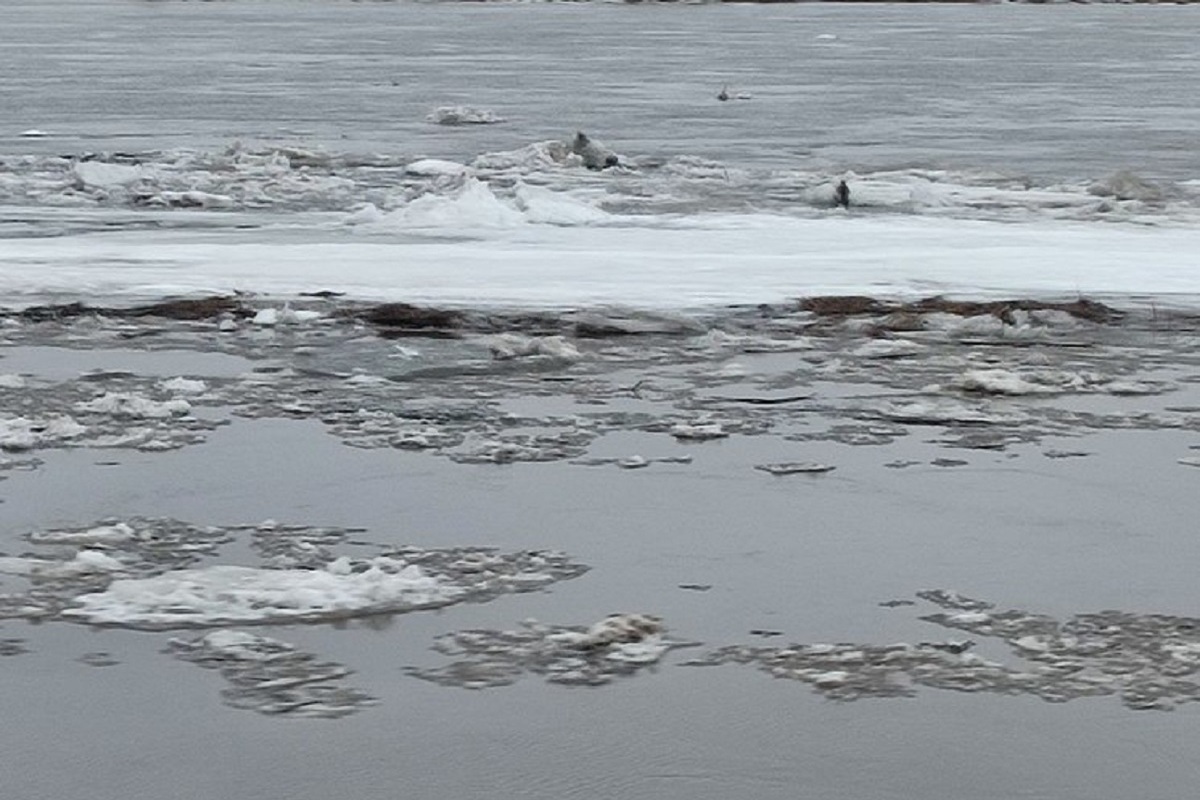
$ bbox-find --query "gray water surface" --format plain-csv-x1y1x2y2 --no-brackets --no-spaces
4,1,1200,180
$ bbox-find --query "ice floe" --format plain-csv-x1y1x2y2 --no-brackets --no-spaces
1,518,589,629
406,614,695,689
425,106,505,126
688,590,1200,711
754,461,836,476
167,629,376,718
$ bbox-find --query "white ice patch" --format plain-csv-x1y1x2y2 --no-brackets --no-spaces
0,549,125,578
73,161,144,189
28,522,137,545
669,422,729,441
0,414,87,451
159,377,208,395
851,339,926,359
513,183,609,226
404,158,471,177
64,559,463,628
948,368,1160,397
481,332,581,361
251,305,324,327
75,392,191,419
471,140,573,172
426,106,505,126
390,177,523,230
0,373,27,389
150,190,236,209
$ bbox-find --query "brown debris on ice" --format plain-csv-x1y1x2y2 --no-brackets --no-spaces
798,294,1119,324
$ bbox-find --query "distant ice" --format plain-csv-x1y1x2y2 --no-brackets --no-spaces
426,106,505,126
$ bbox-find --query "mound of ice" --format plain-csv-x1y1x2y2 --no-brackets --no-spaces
513,183,610,226
481,332,581,361
471,140,573,172
426,106,505,126
392,178,523,230
0,374,26,389
73,161,144,189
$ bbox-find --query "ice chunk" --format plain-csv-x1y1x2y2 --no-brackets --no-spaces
64,562,464,629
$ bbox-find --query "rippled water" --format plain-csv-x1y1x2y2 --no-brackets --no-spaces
6,1,1200,181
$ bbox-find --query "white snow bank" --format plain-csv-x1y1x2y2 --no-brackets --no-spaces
63,559,464,628
5,214,1200,310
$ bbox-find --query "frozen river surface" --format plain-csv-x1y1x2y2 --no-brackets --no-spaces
3,3,1200,800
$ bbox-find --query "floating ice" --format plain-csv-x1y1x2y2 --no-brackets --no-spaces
754,462,836,476
28,522,138,545
2,518,589,628
948,368,1163,397
73,161,143,189
481,333,581,361
75,392,191,420
167,629,376,718
406,613,693,689
64,561,462,628
0,414,87,451
690,590,1200,711
669,422,729,441
426,106,505,126
851,339,926,359
159,377,208,395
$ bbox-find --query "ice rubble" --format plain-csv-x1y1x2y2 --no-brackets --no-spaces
406,613,694,689
688,591,1200,711
167,629,376,718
